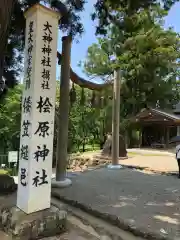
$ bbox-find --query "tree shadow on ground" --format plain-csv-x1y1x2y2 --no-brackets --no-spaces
52,167,180,239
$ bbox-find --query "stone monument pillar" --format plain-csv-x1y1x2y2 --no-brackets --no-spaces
17,4,60,214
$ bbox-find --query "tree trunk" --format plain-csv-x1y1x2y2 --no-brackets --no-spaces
82,140,85,152
0,0,15,82
56,36,72,182
112,69,121,165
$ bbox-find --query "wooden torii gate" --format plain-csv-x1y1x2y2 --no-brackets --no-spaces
54,35,114,187
53,0,121,186
57,51,111,90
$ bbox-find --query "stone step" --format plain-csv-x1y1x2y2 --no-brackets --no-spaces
41,226,98,240
51,198,144,240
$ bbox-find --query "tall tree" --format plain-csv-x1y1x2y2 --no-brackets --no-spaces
0,85,22,153
0,0,16,93
92,0,179,35
84,5,180,117
0,0,179,99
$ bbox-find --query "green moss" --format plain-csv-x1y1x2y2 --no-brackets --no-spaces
0,169,9,175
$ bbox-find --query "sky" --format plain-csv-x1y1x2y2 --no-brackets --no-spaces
164,2,180,31
56,0,98,81
56,1,180,82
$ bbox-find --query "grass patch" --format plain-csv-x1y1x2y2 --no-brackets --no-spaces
77,144,100,152
0,168,18,176
0,169,9,175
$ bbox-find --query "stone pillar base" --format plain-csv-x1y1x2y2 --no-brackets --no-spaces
107,164,123,169
52,178,72,188
0,205,67,239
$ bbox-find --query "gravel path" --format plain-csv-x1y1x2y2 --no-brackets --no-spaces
121,155,178,173
52,167,180,240
0,231,10,240
69,150,179,174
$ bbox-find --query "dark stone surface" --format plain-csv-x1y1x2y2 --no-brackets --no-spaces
0,175,17,195
102,134,127,158
52,168,180,240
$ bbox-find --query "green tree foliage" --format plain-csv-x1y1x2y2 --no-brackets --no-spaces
1,1,180,154
0,85,22,153
84,5,180,118
68,85,107,152
0,0,86,98
0,82,109,154
1,0,178,98
92,0,179,35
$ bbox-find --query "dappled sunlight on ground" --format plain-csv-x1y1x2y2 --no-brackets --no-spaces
153,215,179,225
67,149,179,176
146,202,175,207
112,202,134,208
52,167,180,239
